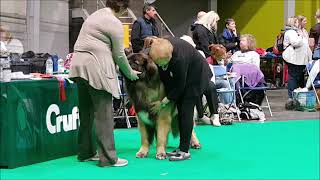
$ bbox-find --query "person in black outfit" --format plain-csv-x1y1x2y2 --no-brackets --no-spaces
192,11,220,58
130,4,159,53
219,18,240,54
147,37,214,161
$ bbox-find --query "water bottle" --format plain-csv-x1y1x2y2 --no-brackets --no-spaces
0,58,5,81
57,58,64,74
46,56,53,75
52,55,59,73
1,57,11,82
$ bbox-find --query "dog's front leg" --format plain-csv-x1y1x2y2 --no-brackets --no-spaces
136,120,150,158
155,112,171,160
191,130,201,149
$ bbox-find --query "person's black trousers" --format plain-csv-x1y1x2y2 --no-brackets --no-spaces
287,62,305,98
176,96,198,153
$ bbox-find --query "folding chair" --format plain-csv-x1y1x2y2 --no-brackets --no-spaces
113,75,135,128
211,65,241,121
306,60,320,105
231,63,273,117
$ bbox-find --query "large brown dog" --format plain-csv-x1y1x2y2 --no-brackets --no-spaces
124,53,200,160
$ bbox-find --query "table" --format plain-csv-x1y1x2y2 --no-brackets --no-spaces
0,79,79,168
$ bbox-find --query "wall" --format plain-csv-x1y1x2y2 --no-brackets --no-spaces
295,0,320,31
0,0,69,58
218,0,284,49
0,0,27,46
154,0,208,37
39,0,69,57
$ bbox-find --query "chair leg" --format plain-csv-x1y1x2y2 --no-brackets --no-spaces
124,106,131,128
264,91,273,117
232,91,241,122
238,89,244,104
312,84,320,105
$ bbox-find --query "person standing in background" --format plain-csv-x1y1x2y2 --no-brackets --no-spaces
309,9,320,52
282,17,312,109
69,0,140,167
297,15,312,49
192,11,220,58
189,11,207,32
131,4,159,53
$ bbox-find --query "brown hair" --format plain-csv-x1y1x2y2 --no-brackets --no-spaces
105,0,129,13
208,44,226,60
297,15,307,28
240,34,256,51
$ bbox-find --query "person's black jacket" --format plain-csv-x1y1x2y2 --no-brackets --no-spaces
192,24,219,58
131,17,159,53
158,37,213,101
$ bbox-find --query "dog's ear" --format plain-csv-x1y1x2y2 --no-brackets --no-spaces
146,57,158,76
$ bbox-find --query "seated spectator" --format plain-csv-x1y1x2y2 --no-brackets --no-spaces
207,44,235,104
228,34,260,68
219,18,240,54
0,25,24,55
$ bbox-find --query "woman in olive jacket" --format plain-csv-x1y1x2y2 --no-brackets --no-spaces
69,0,139,167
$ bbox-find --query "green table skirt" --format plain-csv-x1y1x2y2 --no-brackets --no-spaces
0,79,79,168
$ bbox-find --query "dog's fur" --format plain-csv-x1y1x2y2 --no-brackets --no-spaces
124,53,200,159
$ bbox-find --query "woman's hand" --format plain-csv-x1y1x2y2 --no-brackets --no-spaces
150,97,170,114
128,70,141,81
233,29,237,37
150,101,161,114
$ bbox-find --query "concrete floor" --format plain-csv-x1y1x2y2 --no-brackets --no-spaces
262,89,319,121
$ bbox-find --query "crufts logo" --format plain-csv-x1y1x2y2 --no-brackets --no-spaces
46,104,80,134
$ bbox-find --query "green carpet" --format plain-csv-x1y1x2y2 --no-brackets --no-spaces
1,120,319,180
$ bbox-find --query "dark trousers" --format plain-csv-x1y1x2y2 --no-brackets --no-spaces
74,77,117,165
176,96,198,153
287,63,305,98
196,81,219,117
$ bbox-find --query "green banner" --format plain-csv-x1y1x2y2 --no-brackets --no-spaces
0,79,79,168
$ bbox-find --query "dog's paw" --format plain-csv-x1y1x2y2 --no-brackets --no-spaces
136,150,148,158
190,143,201,149
156,152,167,160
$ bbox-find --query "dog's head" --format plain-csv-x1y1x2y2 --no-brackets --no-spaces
127,53,158,80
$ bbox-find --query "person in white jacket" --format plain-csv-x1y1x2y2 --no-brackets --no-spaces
282,16,312,108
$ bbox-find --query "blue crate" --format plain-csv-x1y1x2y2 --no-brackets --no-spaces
293,91,317,110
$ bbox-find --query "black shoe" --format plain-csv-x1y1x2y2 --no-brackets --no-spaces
285,98,294,110
169,151,191,161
